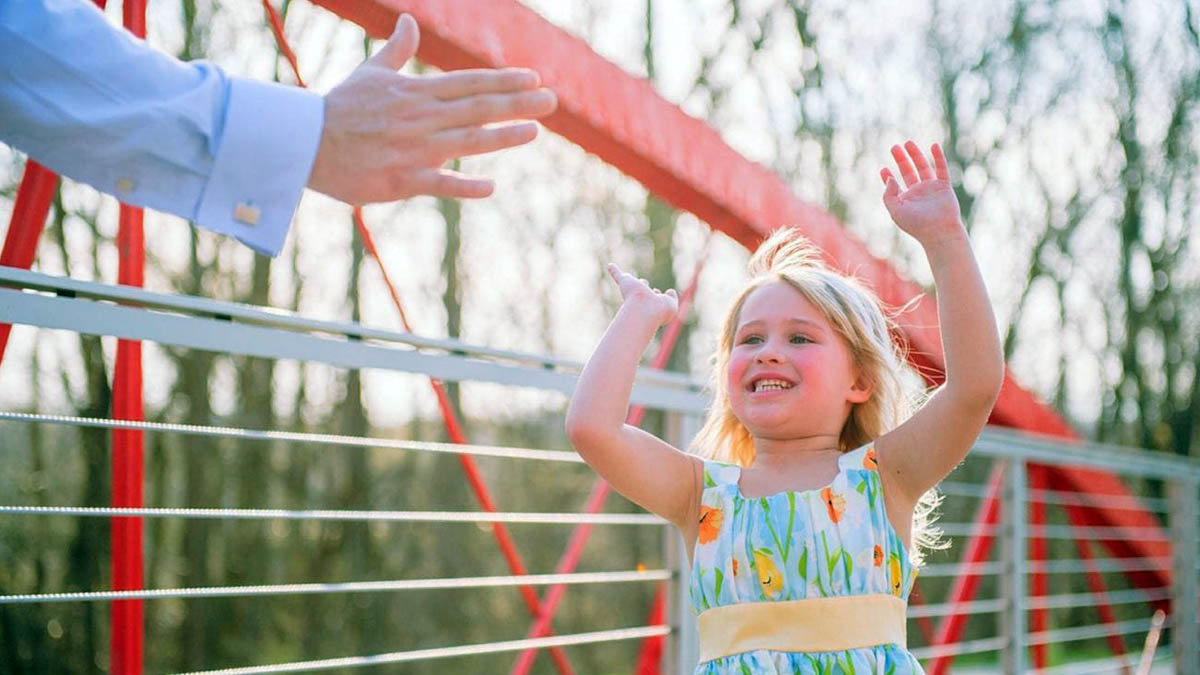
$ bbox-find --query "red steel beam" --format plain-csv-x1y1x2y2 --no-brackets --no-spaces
508,247,708,674
1029,464,1049,670
1066,533,1131,671
110,4,147,675
0,161,58,368
927,465,1003,675
307,0,1080,439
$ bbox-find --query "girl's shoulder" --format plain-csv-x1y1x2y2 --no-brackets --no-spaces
838,442,879,473
699,459,741,490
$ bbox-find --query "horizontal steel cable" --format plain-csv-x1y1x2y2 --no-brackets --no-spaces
0,569,671,605
908,636,1008,660
1041,652,1168,675
937,523,1169,540
1025,586,1173,611
178,624,671,674
0,505,666,525
0,411,582,463
914,556,1175,577
1026,616,1173,646
907,598,1006,619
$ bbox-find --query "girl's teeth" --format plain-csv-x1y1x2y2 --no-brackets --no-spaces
754,380,792,392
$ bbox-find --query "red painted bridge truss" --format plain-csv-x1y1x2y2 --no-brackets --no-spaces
0,1,1176,673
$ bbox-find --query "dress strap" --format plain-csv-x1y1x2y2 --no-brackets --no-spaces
701,459,742,490
838,442,878,472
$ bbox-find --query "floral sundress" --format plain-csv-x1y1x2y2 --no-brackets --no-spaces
689,443,924,674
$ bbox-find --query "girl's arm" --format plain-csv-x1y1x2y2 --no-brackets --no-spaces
565,265,703,535
875,141,1005,504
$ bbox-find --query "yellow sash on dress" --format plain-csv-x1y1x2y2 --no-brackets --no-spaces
697,594,907,662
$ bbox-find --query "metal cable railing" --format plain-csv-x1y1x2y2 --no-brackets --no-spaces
0,505,665,525
0,570,671,605
4,269,1200,673
177,625,671,674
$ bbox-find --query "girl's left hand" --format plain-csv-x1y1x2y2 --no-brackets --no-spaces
880,141,964,244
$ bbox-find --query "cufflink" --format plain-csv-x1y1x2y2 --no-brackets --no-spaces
117,178,135,194
233,202,261,226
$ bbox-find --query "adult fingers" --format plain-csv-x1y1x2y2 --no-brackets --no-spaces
904,140,933,181
931,142,950,181
403,168,494,199
880,169,901,198
422,122,540,162
423,89,557,133
418,68,545,100
889,144,918,188
368,14,419,72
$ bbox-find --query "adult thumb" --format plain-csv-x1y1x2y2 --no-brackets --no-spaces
369,13,419,70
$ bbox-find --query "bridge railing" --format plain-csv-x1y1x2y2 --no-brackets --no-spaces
2,266,1197,674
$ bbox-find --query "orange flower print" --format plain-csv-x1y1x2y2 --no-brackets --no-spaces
732,557,739,577
820,487,846,523
863,447,878,470
873,545,883,567
698,505,723,544
889,555,903,596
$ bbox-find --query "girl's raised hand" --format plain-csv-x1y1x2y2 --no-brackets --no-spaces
607,263,679,326
880,141,964,245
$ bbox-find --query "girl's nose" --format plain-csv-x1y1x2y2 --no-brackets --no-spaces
754,342,783,364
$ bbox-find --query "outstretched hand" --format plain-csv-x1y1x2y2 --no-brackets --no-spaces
308,14,558,204
607,263,679,326
880,141,964,245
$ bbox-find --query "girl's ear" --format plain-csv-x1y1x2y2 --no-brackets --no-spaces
848,371,873,404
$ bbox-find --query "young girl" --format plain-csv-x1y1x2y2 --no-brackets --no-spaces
566,141,1003,673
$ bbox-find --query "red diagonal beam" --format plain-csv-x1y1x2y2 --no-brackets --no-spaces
928,465,1003,675
509,240,709,675
0,161,58,368
259,4,574,670
1067,535,1131,671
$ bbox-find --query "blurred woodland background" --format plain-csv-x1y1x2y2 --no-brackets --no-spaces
1,0,1198,672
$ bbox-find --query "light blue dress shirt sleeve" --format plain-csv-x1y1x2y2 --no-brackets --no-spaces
0,0,325,257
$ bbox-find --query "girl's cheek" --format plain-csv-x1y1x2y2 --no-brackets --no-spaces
727,351,750,388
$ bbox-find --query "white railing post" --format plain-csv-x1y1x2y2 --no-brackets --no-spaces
663,410,702,675
1002,457,1028,674
1170,475,1199,674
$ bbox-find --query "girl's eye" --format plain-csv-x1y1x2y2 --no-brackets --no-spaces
790,334,812,344
739,335,763,345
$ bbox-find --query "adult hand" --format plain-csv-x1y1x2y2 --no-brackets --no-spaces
307,14,558,203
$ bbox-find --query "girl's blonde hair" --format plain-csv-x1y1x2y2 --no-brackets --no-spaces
689,227,943,564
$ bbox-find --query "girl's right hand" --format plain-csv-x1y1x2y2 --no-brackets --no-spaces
607,263,679,326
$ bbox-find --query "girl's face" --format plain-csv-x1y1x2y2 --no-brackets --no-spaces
727,280,871,440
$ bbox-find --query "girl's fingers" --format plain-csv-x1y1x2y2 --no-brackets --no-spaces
666,288,678,298
905,140,933,181
931,142,950,181
889,145,919,188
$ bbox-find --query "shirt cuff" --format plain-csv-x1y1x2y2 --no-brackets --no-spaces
194,78,324,257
